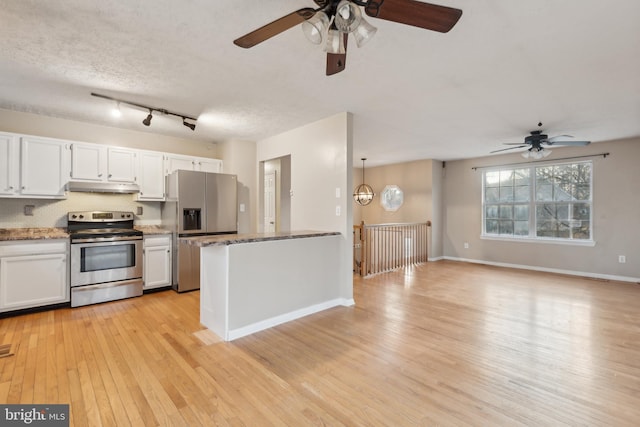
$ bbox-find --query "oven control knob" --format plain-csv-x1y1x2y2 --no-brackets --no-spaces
71,214,77,219
79,215,84,219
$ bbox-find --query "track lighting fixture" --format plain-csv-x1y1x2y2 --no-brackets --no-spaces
182,118,196,131
142,110,153,126
91,92,197,131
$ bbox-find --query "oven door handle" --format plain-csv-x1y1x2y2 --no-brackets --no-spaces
71,235,143,243
72,278,142,291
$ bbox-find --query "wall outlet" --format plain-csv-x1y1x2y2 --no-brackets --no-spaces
335,188,341,198
464,242,469,249
24,205,35,216
335,206,341,216
618,255,626,264
239,203,245,213
136,206,143,215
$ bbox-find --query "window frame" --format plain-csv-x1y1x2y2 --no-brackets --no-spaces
481,160,594,246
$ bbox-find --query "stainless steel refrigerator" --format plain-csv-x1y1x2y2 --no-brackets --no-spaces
161,170,237,292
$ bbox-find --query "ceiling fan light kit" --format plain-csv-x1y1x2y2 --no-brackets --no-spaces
326,27,347,54
233,0,463,75
522,148,551,160
353,17,378,47
335,0,363,33
302,11,330,44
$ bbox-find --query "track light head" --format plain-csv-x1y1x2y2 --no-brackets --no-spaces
182,118,196,131
142,111,153,126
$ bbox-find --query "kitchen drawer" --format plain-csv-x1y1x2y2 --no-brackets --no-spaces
144,235,172,247
0,240,68,257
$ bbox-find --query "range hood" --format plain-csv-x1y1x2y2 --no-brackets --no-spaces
67,181,140,194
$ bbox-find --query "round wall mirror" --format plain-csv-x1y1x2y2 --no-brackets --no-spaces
381,185,404,211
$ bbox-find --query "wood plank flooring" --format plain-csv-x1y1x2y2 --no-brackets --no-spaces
1,260,640,426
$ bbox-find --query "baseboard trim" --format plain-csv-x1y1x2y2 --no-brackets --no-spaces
227,297,354,341
443,256,640,283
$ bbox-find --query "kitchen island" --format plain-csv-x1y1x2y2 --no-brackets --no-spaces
180,231,351,341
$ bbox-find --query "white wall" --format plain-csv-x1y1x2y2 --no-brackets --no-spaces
0,192,157,228
442,137,640,281
256,112,354,301
218,139,257,233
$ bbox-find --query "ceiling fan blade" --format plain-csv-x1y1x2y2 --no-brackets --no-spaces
547,134,573,142
234,8,316,48
365,0,462,33
491,145,528,154
545,140,591,146
326,33,348,76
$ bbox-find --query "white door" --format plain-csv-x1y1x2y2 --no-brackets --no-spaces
264,171,276,232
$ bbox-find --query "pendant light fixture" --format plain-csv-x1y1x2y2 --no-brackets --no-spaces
353,157,374,206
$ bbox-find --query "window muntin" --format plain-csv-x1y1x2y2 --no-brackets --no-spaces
482,161,592,241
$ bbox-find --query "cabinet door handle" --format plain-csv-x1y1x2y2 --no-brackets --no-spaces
108,174,112,178
98,173,103,177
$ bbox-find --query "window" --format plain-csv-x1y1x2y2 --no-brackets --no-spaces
482,161,592,242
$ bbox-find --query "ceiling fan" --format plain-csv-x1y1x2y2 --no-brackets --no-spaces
233,0,463,76
491,123,591,159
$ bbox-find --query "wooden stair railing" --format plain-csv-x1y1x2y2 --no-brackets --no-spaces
354,221,431,277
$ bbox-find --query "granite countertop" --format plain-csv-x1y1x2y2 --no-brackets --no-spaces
0,225,172,241
134,225,172,235
180,230,341,247
0,227,69,241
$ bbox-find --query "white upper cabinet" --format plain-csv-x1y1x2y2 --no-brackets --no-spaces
107,147,137,182
165,154,223,174
0,133,20,196
137,151,165,201
20,136,69,198
196,158,223,173
70,143,105,181
70,143,136,183
165,154,196,175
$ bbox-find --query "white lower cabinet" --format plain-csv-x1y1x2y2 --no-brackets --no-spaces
0,240,69,312
143,235,172,290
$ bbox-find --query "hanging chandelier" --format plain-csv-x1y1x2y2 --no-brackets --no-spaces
353,157,374,206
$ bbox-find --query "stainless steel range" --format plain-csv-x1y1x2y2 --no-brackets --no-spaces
68,211,143,307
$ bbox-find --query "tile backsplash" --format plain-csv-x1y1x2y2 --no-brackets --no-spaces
0,193,161,228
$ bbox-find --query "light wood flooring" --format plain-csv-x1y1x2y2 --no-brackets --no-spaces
1,260,640,426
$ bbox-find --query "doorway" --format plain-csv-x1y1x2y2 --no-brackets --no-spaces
259,156,291,232
264,171,276,232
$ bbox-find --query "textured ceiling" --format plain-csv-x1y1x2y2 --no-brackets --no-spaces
1,1,639,167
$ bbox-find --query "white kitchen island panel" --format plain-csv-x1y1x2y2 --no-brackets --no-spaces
195,232,351,341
